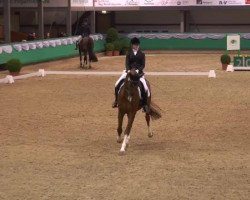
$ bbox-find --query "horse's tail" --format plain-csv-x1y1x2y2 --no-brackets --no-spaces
90,52,98,62
149,101,162,120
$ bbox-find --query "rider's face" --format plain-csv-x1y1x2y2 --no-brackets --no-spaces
132,44,139,51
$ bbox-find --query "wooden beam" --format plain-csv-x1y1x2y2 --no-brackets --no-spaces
4,0,11,43
66,0,72,36
38,0,44,39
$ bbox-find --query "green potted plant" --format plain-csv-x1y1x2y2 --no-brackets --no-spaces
220,54,231,70
6,59,22,76
113,40,122,56
120,38,130,55
106,28,118,43
121,43,130,55
105,43,114,56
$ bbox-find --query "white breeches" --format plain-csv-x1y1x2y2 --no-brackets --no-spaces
115,70,127,87
76,35,82,43
115,70,150,97
139,77,150,97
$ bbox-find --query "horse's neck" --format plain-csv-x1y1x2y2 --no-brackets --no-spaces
122,81,139,97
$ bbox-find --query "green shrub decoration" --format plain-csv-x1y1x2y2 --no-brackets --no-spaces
119,37,130,55
113,40,123,51
220,54,231,64
105,43,114,51
106,28,118,43
122,41,130,52
6,59,22,73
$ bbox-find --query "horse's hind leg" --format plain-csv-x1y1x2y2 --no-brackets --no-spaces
117,110,124,143
84,51,87,68
146,113,153,138
88,50,92,69
79,50,83,68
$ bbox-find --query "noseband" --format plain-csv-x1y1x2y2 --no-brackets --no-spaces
125,74,140,102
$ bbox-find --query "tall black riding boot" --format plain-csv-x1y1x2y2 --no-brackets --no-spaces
140,83,150,114
75,41,79,50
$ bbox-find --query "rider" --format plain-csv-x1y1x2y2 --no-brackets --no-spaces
75,19,91,50
112,37,150,113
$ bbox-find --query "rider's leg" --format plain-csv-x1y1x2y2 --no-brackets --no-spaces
140,77,150,97
75,41,79,50
140,77,150,113
112,71,127,108
75,35,83,50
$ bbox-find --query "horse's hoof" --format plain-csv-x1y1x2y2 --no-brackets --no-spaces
117,136,123,143
148,132,153,138
117,138,123,143
119,150,126,156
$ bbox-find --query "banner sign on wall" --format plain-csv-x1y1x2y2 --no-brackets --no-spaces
94,0,248,6
0,0,92,7
140,0,196,6
0,0,68,7
94,0,195,6
0,0,249,7
126,0,140,6
196,0,245,5
95,0,124,7
94,0,139,7
71,0,93,7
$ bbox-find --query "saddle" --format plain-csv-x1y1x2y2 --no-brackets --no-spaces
80,37,90,47
118,80,149,101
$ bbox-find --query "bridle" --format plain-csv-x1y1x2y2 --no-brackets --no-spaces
125,73,140,102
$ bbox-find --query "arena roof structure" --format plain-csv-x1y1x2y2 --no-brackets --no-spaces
1,0,250,43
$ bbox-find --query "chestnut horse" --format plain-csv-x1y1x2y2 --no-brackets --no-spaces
116,69,161,154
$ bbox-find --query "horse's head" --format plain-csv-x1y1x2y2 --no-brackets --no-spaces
124,69,140,102
126,69,140,86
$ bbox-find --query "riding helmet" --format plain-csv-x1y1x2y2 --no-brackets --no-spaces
131,37,140,45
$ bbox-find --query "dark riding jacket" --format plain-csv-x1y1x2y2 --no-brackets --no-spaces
78,24,91,37
125,49,145,74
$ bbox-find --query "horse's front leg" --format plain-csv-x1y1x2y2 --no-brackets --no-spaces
117,110,124,143
145,113,153,138
120,112,136,155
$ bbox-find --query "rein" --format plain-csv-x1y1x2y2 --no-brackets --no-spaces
124,74,140,102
